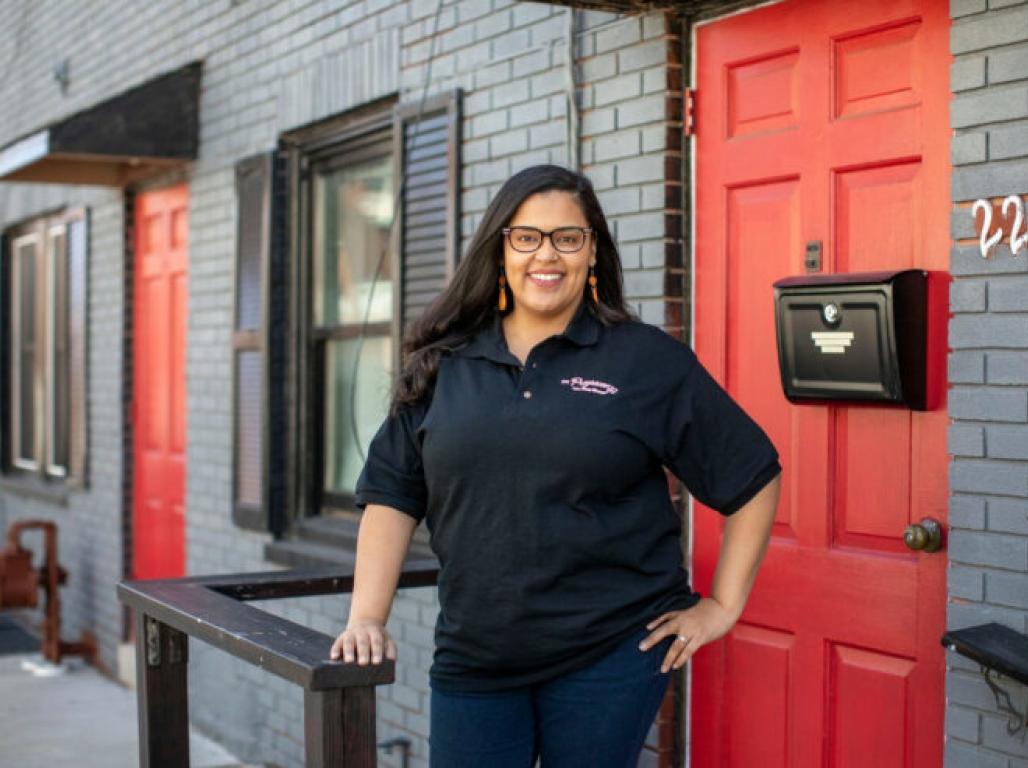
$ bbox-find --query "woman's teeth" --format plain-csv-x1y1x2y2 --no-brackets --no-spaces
529,273,562,282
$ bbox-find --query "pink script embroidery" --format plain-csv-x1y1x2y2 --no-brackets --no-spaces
560,376,619,396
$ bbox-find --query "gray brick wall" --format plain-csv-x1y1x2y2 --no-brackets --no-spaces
948,1,1028,766
0,2,679,766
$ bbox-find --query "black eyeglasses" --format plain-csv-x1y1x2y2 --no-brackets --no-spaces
502,226,593,254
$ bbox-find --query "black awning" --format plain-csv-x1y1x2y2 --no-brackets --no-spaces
0,61,202,186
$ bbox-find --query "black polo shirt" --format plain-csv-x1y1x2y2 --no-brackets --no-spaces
354,299,781,693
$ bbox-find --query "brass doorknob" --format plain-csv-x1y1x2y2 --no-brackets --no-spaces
903,518,943,552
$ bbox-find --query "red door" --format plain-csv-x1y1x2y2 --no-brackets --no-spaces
693,1,949,766
132,186,189,579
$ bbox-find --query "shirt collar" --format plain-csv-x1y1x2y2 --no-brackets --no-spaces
452,300,601,364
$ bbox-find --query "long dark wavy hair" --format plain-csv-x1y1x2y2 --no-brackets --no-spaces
390,164,637,414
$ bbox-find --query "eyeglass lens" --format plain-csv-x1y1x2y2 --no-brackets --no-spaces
508,227,587,253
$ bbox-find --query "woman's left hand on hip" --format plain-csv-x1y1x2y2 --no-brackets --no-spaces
638,597,737,673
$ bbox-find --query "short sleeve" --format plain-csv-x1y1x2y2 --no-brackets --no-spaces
354,399,429,523
663,354,781,516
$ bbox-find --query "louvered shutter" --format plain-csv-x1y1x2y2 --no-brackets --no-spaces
232,150,288,533
393,89,462,347
66,209,89,486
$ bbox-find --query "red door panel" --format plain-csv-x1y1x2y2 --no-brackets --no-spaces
693,1,949,766
133,185,189,579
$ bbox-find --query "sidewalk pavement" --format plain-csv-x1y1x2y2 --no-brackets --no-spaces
0,651,251,768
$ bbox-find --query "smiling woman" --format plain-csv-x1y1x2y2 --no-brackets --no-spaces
334,164,782,767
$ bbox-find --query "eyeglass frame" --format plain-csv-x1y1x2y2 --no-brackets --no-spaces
501,225,594,254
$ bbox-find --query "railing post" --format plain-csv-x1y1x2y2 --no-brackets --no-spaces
304,686,377,767
135,612,190,768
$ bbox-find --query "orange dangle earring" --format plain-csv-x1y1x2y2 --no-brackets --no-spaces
498,266,508,311
588,264,598,303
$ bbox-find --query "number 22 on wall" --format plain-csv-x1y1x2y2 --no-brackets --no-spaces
973,194,1028,259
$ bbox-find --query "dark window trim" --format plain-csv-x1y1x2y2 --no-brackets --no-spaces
285,103,397,535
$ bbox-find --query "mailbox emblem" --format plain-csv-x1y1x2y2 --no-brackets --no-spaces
823,303,840,324
811,331,855,354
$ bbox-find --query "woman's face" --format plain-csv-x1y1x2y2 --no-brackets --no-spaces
501,190,597,323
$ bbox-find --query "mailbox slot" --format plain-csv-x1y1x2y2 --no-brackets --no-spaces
772,269,928,410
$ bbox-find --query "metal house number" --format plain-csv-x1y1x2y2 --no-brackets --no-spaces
973,195,1028,259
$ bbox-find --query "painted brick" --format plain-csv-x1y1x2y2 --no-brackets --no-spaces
949,563,986,600
594,72,642,106
597,187,640,216
948,599,1027,633
951,459,1028,496
528,120,565,149
986,570,1028,608
945,739,1007,768
946,704,981,743
951,206,979,239
989,41,1028,84
578,53,618,82
986,424,1028,458
953,0,989,17
988,275,1028,310
952,131,988,164
949,350,987,383
953,156,1028,199
949,315,1028,348
492,78,529,109
950,385,1028,421
508,97,548,128
529,68,567,99
952,495,988,529
580,106,616,135
489,129,529,158
950,424,987,456
988,121,1028,160
616,93,666,128
951,243,1027,278
951,54,988,90
982,711,1028,754
593,130,641,161
595,18,641,54
615,154,665,185
988,497,1028,533
618,40,667,73
988,351,1028,383
951,5,1028,54
952,279,988,311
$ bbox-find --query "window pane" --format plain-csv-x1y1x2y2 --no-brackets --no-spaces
322,334,392,496
236,349,263,506
50,228,69,472
14,239,37,463
312,154,394,327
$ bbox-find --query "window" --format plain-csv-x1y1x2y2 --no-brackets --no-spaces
2,208,88,487
232,91,462,548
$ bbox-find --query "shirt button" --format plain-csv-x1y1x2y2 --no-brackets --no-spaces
531,363,538,368
523,390,532,399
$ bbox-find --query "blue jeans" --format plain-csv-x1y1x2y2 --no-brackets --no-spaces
429,624,676,767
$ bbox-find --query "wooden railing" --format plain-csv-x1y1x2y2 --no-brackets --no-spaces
116,561,439,767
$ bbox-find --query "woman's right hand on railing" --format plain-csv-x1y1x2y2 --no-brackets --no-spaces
329,617,397,665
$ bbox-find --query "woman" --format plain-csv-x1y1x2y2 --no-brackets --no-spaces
329,164,782,767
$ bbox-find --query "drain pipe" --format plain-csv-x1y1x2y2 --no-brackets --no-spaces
565,7,580,170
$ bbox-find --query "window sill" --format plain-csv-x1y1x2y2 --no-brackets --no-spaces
0,474,70,506
263,514,437,571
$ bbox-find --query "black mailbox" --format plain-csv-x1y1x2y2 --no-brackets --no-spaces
772,269,928,410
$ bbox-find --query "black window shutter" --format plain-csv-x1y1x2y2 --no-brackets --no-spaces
66,209,89,487
232,149,288,534
393,89,462,355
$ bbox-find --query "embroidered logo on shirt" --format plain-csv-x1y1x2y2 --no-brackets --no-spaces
559,376,619,396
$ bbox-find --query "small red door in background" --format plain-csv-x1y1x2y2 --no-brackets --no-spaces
132,185,188,579
693,1,949,766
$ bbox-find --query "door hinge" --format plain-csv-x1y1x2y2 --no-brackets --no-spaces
683,87,696,137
